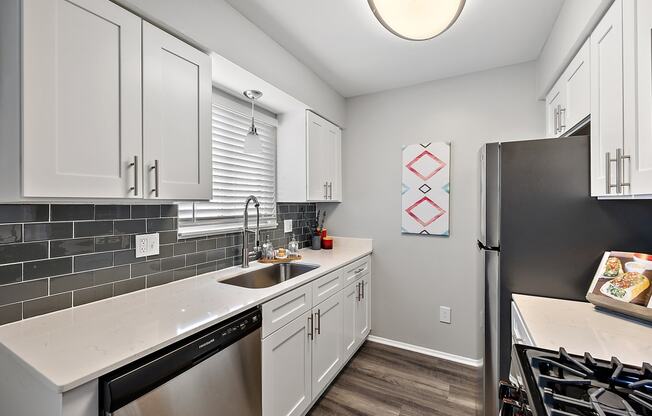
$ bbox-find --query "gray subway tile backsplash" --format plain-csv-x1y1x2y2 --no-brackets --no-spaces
23,257,72,280
23,293,72,319
50,238,95,258
74,220,114,238
0,224,22,244
0,264,22,286
0,242,48,264
0,204,49,223
51,204,94,221
0,202,316,324
24,222,73,242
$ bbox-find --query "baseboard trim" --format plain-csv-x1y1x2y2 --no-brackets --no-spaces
367,335,482,368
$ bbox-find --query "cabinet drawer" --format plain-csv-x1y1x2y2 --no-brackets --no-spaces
312,270,342,306
511,302,534,346
263,284,312,338
342,256,370,286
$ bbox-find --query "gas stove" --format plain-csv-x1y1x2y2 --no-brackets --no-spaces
501,345,652,416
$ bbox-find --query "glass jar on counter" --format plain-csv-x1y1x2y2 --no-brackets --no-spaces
288,234,300,258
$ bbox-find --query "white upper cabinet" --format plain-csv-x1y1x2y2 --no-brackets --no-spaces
307,111,342,202
545,79,565,138
142,22,212,201
623,0,652,195
1,0,211,202
278,110,342,203
561,40,591,132
22,0,142,199
545,41,590,138
590,0,625,197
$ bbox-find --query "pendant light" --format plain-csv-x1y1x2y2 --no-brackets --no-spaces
368,0,465,41
243,90,263,154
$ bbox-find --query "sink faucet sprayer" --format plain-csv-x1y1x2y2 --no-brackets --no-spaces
242,195,261,268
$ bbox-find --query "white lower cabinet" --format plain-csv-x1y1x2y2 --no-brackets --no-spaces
311,292,343,396
262,256,371,416
262,310,313,416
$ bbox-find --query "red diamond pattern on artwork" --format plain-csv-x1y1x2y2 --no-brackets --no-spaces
405,150,445,181
405,197,445,227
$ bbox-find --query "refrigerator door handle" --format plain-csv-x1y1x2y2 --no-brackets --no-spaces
478,240,500,252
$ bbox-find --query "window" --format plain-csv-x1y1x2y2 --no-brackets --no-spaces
178,89,277,238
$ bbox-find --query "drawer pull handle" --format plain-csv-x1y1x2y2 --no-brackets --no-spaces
308,315,313,340
315,309,321,335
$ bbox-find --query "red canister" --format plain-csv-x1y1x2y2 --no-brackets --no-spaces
322,237,333,250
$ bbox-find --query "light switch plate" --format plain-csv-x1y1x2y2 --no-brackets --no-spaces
439,306,451,324
284,219,293,233
135,233,160,258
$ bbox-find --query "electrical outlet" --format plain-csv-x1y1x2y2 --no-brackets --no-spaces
440,306,451,324
284,219,293,233
135,233,160,258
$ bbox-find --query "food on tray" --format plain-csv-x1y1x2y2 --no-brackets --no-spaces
276,248,287,258
603,257,623,277
600,272,650,302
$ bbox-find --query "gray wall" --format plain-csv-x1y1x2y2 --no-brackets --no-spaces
322,62,544,360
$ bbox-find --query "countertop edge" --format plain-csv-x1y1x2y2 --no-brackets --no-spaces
1,241,373,394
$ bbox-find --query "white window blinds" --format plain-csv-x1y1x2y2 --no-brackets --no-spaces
178,91,277,237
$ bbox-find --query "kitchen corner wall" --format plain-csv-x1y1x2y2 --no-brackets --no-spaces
321,62,544,361
0,202,315,325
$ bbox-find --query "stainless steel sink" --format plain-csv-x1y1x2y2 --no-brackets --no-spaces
221,263,320,289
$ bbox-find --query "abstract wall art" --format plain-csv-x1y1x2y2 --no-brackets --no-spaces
401,142,450,236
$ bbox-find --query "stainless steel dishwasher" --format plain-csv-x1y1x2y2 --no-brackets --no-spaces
100,307,262,416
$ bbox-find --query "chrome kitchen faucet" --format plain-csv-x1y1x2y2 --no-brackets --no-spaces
241,195,262,268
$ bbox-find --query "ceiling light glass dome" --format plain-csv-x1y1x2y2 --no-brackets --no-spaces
368,0,466,41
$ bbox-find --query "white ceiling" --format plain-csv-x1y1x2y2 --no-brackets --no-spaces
225,0,565,97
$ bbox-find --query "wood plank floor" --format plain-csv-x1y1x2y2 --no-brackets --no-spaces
307,341,482,416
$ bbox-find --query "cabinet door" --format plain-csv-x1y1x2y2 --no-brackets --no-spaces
624,0,652,195
311,293,343,398
546,81,565,138
262,311,312,416
341,280,359,360
143,22,212,201
590,0,625,197
355,274,371,345
325,123,342,202
562,40,591,131
22,0,142,198
307,111,329,201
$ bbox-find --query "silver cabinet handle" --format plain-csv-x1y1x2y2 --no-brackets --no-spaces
605,152,618,194
315,309,321,335
151,160,160,197
554,106,559,134
619,148,631,192
361,281,365,299
129,155,139,196
616,148,623,194
308,314,313,340
323,182,328,199
356,282,361,301
328,182,333,199
559,106,566,132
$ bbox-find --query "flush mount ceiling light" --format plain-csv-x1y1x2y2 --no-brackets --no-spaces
368,0,466,41
243,90,263,154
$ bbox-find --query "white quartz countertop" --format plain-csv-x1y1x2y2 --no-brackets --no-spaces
513,294,652,366
0,237,372,393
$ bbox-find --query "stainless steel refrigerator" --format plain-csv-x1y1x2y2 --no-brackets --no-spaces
479,135,652,414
